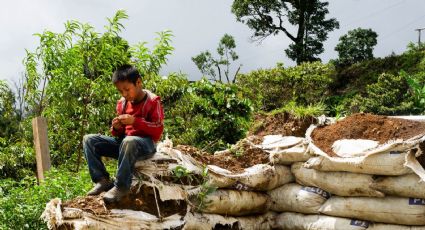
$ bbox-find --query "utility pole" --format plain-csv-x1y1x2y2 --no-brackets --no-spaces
415,27,425,47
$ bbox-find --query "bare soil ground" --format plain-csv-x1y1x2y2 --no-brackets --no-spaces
176,142,269,173
312,113,425,156
62,184,187,217
249,112,316,144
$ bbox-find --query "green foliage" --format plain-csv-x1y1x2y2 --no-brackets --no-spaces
349,73,414,115
164,78,253,152
194,167,217,212
332,50,425,94
335,28,378,66
236,62,334,111
405,71,425,113
23,10,174,170
192,34,240,83
131,30,174,80
0,81,19,139
271,101,326,119
0,167,92,229
0,139,35,179
231,0,339,64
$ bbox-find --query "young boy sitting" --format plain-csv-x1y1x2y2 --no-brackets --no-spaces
83,64,164,203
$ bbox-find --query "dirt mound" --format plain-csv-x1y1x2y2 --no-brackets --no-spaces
63,184,187,217
176,141,269,173
312,113,425,156
249,112,316,142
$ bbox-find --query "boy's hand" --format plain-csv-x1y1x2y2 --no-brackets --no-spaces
118,114,135,125
112,117,123,129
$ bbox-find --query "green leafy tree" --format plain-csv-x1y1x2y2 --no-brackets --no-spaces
335,28,378,66
0,81,18,139
349,73,413,115
23,10,174,170
192,34,241,83
231,0,339,64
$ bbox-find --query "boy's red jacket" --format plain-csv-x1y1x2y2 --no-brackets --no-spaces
111,90,164,142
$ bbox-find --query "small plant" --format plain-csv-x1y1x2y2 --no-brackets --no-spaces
228,143,244,157
194,167,217,212
405,71,425,112
171,165,195,185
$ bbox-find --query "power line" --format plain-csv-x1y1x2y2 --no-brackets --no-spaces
380,13,425,41
344,0,406,27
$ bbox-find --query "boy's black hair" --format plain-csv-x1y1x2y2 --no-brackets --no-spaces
112,64,141,85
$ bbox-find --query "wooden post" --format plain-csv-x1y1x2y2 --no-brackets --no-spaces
32,116,51,182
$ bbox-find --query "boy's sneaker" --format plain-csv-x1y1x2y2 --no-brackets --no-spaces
87,178,114,196
103,186,129,203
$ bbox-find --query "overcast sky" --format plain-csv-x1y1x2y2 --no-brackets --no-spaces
1,0,425,85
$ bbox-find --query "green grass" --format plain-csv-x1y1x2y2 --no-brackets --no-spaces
0,162,117,230
270,101,326,119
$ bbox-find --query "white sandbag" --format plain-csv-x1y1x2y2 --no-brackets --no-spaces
371,174,425,199
183,212,276,230
319,196,425,225
304,151,412,176
41,199,185,230
332,139,379,157
306,124,425,158
268,183,330,214
269,144,311,165
291,162,384,197
188,189,269,216
368,223,425,230
207,164,294,191
168,146,294,191
274,212,370,230
259,135,304,151
305,124,425,176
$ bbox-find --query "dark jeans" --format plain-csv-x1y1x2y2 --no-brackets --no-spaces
83,134,156,190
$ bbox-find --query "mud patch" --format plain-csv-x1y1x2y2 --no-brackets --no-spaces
249,112,316,143
312,113,425,156
176,141,269,173
62,184,187,217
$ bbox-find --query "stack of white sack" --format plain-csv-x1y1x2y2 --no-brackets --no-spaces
168,135,300,230
271,124,425,230
41,143,189,230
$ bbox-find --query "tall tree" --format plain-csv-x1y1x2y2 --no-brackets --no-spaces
231,0,339,64
335,28,378,66
24,10,174,170
192,34,241,83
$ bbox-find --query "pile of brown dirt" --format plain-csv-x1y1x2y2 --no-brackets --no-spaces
249,112,316,143
176,141,269,173
312,113,425,156
63,184,187,217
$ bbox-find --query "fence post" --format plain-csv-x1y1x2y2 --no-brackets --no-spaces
32,116,51,182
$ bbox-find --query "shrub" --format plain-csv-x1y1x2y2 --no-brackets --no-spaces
236,62,334,111
0,167,93,229
349,73,414,115
164,78,253,152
